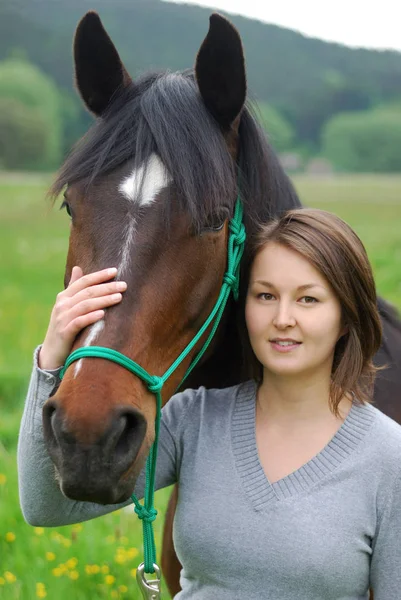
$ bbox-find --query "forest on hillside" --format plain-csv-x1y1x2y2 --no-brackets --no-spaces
1,0,401,172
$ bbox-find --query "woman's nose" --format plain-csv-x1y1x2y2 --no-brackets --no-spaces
272,303,296,328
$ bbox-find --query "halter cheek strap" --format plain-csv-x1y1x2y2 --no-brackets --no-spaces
60,197,246,597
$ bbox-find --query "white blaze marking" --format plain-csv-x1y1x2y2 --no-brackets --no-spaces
119,153,172,206
74,320,105,377
74,154,171,377
118,153,172,276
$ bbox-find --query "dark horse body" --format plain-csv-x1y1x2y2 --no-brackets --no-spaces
44,11,401,599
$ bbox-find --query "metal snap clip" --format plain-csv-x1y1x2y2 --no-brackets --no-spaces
136,562,161,599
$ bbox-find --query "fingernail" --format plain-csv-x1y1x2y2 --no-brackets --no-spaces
108,268,118,275
116,282,127,290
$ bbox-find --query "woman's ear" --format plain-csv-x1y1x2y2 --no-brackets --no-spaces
338,324,349,340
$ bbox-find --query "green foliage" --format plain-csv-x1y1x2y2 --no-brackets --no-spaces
253,102,295,152
281,70,373,149
322,107,401,172
0,58,63,169
3,0,401,156
58,92,88,156
0,98,48,169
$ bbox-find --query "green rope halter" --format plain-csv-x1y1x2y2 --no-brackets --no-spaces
59,196,246,586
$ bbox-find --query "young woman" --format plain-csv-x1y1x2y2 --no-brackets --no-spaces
18,208,401,599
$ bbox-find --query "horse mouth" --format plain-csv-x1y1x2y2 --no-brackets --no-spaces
60,478,132,505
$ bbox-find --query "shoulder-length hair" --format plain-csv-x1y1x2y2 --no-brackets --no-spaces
241,207,384,416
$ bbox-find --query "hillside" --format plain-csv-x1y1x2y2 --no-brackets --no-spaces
2,0,401,143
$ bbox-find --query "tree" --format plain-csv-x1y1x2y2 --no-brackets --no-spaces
322,107,401,172
0,58,63,169
0,98,47,169
253,102,295,152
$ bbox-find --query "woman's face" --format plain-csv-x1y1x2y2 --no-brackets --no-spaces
245,242,347,379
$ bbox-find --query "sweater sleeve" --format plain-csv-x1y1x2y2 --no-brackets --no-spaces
370,469,401,598
17,346,192,527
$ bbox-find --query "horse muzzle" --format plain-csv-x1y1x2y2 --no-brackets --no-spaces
42,400,147,504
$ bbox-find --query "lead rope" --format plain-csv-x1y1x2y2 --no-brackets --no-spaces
60,197,246,598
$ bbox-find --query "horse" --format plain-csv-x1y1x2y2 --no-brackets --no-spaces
42,10,401,599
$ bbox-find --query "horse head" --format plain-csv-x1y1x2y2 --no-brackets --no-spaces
42,12,249,504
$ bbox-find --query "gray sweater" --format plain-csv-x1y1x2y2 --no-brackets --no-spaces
18,348,401,599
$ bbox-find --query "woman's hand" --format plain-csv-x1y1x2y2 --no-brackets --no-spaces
38,266,127,370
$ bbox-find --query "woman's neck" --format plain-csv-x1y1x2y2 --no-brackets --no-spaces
257,370,352,427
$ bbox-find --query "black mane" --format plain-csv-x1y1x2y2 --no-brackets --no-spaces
51,69,301,233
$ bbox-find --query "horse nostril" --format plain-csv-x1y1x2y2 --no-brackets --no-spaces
113,408,147,461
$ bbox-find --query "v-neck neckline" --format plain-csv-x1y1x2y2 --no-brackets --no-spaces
231,380,376,509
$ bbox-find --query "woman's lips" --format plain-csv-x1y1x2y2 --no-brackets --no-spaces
270,341,302,353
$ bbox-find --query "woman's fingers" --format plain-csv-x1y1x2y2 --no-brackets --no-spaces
70,281,127,306
63,310,106,339
68,266,83,286
63,267,118,298
67,292,123,322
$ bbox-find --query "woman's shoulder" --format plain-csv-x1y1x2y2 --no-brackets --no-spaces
361,401,401,469
162,379,256,426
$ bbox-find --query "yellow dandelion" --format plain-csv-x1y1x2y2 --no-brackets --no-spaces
0,473,6,485
130,568,137,578
0,577,5,585
85,564,101,575
45,552,56,561
71,523,83,533
36,582,47,598
61,538,72,548
4,572,16,583
34,527,44,536
52,567,63,577
5,532,16,542
127,547,139,560
105,575,115,585
101,565,110,574
66,557,78,569
114,554,126,565
68,570,79,580
118,584,128,593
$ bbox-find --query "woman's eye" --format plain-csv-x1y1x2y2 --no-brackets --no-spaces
257,293,274,300
301,296,318,304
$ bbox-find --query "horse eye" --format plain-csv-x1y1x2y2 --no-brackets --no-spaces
60,200,72,218
203,209,229,232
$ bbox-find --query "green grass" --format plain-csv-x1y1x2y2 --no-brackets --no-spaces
0,172,400,598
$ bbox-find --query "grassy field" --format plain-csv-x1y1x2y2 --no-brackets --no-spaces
0,172,400,599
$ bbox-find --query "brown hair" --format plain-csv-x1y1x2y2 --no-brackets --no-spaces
241,207,384,416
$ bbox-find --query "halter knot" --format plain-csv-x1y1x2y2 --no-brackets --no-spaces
134,506,158,523
229,220,246,245
223,273,237,288
147,376,164,394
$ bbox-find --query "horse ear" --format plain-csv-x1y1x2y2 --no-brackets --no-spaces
73,11,132,116
195,13,246,129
